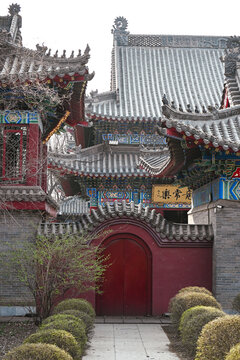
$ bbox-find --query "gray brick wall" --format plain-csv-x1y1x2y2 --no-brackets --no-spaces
0,211,42,308
188,199,240,312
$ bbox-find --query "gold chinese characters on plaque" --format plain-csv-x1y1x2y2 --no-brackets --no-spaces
152,185,192,204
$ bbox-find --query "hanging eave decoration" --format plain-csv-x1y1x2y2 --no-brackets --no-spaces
42,110,70,144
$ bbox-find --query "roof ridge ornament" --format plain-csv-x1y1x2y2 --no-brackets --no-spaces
222,36,240,77
114,16,128,31
8,3,21,16
112,16,129,46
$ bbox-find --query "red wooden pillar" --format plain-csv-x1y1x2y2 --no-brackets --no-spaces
41,144,48,192
26,124,40,186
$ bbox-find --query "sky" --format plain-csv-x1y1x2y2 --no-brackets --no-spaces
1,0,240,94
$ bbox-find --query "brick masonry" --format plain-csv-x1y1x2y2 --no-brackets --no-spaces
0,210,42,312
188,199,240,311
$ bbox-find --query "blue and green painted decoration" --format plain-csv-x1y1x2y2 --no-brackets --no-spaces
0,110,40,125
87,187,191,208
193,176,240,207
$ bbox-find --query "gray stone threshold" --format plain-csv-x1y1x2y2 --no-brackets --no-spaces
95,316,171,324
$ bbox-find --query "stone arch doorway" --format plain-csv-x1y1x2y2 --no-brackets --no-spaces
96,233,152,316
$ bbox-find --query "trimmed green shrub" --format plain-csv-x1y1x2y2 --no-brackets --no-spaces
180,306,225,355
24,329,82,359
42,314,86,332
178,286,212,296
56,310,94,333
195,315,240,360
3,343,73,360
179,305,222,333
232,293,240,313
40,318,87,352
169,291,221,326
225,343,240,360
53,298,95,318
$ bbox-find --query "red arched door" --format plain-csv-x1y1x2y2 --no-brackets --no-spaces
96,234,152,316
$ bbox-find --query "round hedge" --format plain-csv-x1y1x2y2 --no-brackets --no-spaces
40,318,87,351
195,315,240,360
3,343,73,360
179,305,222,333
180,306,225,355
53,298,95,318
56,310,94,333
232,293,240,313
178,286,212,296
226,343,240,360
169,291,221,326
24,329,82,359
42,314,86,332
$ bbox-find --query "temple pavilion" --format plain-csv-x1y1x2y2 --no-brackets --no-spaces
49,17,227,222
0,4,93,316
45,18,233,316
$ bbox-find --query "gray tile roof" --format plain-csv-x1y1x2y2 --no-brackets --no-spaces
139,149,171,176
222,37,240,107
0,5,94,83
0,45,93,82
38,200,213,245
87,29,226,120
0,185,58,208
225,77,240,106
161,104,240,152
59,196,90,216
48,143,159,177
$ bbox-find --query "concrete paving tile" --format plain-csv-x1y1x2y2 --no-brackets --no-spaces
83,323,180,360
161,318,171,324
116,352,148,360
142,317,162,324
124,317,143,323
105,316,123,323
95,317,105,323
115,323,138,328
150,352,180,360
115,342,144,349
84,352,115,358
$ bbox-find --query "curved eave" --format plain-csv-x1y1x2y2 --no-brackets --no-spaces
87,112,162,123
38,200,213,245
48,163,152,178
139,154,172,176
0,43,93,83
161,105,240,153
141,133,185,177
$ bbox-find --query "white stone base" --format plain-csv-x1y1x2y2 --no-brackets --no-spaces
0,306,36,316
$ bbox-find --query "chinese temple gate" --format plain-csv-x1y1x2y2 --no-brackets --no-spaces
1,5,239,316
39,201,213,315
46,18,228,315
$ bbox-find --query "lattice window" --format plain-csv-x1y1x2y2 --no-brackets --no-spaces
128,35,163,47
0,125,28,183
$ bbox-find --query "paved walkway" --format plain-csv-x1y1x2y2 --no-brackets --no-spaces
83,323,180,360
95,316,170,324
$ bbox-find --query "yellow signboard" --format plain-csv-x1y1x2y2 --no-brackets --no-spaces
152,185,192,204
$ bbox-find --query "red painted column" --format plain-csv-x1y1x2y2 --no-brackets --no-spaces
74,125,85,148
41,144,48,192
26,124,40,186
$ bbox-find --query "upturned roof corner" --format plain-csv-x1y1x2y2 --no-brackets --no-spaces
0,3,22,46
